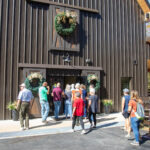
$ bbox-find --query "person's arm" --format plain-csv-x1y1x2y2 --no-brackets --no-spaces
122,97,125,113
72,107,76,117
128,100,132,113
16,91,22,111
128,105,132,113
47,86,50,95
88,99,92,110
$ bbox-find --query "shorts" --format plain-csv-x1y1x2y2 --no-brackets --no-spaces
122,111,130,119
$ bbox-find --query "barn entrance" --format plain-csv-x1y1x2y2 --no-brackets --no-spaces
46,69,86,115
22,68,100,118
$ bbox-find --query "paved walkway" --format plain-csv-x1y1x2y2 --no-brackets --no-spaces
0,113,124,139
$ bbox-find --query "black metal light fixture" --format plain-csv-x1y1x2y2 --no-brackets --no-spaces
133,60,137,65
63,53,71,63
85,58,92,65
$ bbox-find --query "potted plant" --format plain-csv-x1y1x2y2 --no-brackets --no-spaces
7,101,19,121
102,99,113,114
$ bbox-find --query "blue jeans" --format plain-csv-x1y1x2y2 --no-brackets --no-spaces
54,101,61,119
131,117,140,142
40,101,50,121
65,101,72,118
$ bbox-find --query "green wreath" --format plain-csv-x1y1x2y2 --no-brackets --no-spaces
55,11,77,36
25,73,46,95
87,74,100,92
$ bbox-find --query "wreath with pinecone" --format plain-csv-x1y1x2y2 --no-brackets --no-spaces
55,10,77,36
25,73,46,95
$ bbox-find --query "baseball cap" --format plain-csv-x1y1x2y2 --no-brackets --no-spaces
19,83,26,87
123,88,129,93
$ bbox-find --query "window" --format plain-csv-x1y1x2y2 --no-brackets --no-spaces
146,0,150,7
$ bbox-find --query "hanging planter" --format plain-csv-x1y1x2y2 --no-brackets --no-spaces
55,10,77,36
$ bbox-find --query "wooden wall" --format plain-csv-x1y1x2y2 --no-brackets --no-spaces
0,0,150,119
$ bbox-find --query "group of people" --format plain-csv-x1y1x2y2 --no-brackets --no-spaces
16,81,145,144
16,82,99,135
122,88,144,146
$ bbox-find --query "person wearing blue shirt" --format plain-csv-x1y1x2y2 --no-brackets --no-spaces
17,83,34,131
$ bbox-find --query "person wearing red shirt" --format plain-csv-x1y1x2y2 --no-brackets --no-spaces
72,92,86,134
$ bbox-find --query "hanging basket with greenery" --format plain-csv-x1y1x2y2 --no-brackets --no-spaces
25,73,46,95
87,74,100,92
55,10,77,36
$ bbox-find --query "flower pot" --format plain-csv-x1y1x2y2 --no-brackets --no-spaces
12,109,19,121
104,105,111,114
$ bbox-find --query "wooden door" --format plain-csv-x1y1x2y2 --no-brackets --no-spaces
49,5,80,52
23,68,46,118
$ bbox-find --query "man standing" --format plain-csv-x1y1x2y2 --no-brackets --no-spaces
39,82,50,123
122,88,131,138
17,83,34,130
72,92,86,134
52,82,63,120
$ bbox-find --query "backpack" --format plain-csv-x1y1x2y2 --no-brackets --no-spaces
134,102,145,120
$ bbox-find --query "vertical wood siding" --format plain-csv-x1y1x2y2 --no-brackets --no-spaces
0,0,150,119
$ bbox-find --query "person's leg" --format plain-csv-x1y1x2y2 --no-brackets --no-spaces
43,102,50,121
79,116,84,130
93,113,96,126
25,103,30,128
68,103,72,118
19,103,25,128
57,101,61,118
40,102,45,120
131,117,139,143
65,102,68,118
72,116,77,129
54,101,58,119
88,111,92,125
127,117,131,136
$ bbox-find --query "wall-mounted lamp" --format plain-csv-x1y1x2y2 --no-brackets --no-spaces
86,58,92,65
63,53,71,63
133,60,137,65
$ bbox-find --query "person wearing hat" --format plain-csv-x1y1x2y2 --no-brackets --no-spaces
122,88,131,138
16,83,34,130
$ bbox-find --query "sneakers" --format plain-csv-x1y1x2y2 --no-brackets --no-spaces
42,120,48,124
25,127,30,130
71,129,75,132
93,125,96,129
20,127,24,131
90,124,93,129
125,134,131,138
81,130,86,135
130,141,140,146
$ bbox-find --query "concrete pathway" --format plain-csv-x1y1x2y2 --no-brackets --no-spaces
0,113,124,139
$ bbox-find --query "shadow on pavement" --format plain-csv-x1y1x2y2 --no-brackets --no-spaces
30,121,62,129
84,117,117,124
85,122,119,134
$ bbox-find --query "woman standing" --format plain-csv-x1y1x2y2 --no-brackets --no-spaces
64,84,72,119
88,88,98,128
128,90,143,146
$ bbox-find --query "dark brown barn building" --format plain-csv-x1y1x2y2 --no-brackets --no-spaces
0,0,150,120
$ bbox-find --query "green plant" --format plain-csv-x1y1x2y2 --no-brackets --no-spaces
102,99,113,106
7,101,17,111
